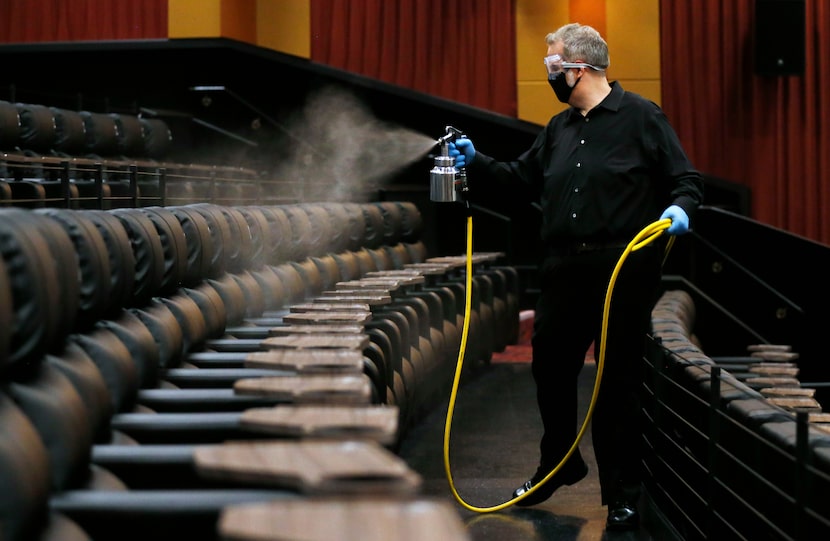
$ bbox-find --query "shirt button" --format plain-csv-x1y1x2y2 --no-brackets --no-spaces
574,187,580,193
571,212,577,219
585,118,590,122
576,163,581,168
580,139,585,144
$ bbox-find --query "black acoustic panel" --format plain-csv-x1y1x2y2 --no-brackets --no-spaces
755,0,805,75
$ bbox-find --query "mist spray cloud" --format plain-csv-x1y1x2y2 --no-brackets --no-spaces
269,86,437,202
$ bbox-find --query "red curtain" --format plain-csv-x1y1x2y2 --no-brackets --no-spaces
310,0,517,117
0,0,168,43
660,0,830,245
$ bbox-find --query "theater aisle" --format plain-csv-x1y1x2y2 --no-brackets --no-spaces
397,342,671,541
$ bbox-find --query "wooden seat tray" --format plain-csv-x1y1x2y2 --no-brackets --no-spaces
195,440,421,495
219,497,469,541
262,333,370,350
269,324,365,336
240,405,399,444
290,302,371,312
282,311,371,325
313,294,391,306
244,349,364,374
234,374,372,404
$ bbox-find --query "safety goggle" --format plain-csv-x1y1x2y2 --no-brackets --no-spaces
543,54,604,78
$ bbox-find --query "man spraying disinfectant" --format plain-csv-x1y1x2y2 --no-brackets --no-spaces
444,22,703,531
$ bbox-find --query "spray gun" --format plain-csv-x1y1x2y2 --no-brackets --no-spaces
430,126,469,204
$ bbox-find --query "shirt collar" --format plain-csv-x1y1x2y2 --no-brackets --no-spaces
601,81,624,111
565,81,624,122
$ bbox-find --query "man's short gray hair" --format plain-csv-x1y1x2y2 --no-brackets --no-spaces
545,23,610,70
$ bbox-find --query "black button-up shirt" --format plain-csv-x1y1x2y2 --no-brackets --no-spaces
471,82,704,247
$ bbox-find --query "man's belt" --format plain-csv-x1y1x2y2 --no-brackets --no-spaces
546,238,657,257
572,240,630,254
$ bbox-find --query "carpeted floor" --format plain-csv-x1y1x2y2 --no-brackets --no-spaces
490,310,533,364
490,342,533,363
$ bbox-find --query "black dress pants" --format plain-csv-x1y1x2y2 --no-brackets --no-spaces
530,243,662,505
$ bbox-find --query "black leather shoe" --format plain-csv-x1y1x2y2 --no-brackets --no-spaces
606,501,639,530
512,461,588,507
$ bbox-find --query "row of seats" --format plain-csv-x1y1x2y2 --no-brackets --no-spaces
0,98,378,209
0,151,264,209
649,289,830,538
0,200,519,540
0,99,272,209
0,100,172,159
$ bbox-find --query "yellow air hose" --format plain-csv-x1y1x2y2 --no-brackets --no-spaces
443,216,674,513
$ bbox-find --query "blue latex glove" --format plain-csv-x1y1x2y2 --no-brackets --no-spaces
448,137,476,168
660,205,690,235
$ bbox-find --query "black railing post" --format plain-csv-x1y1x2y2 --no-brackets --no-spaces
60,160,71,208
129,164,138,208
210,168,217,205
794,409,809,540
94,162,104,210
653,339,666,428
707,365,722,538
158,167,167,207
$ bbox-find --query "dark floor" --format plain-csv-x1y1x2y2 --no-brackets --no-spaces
397,353,673,541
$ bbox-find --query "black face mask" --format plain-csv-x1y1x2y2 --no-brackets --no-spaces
548,70,579,103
